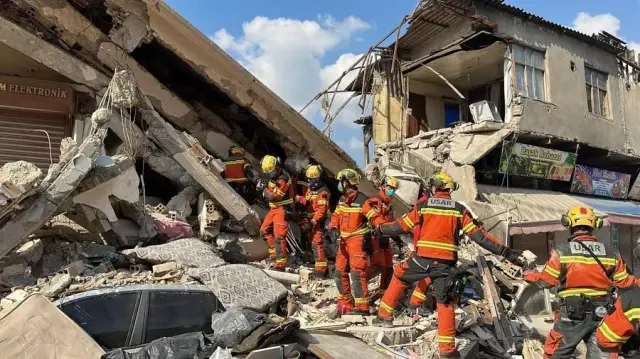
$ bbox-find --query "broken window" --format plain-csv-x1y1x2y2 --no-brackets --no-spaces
585,67,609,118
510,44,546,101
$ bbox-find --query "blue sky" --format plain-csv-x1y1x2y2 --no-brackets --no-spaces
165,0,640,167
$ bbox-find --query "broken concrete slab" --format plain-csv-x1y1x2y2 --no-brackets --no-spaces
0,106,112,258
0,289,28,313
134,88,260,234
194,264,288,312
41,272,72,297
13,239,44,265
77,242,116,259
60,260,86,277
72,165,139,222
123,237,226,269
0,161,41,201
166,185,198,219
1,263,36,287
152,261,177,277
346,325,422,346
296,330,388,359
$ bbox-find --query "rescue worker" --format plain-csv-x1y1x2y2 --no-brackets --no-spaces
371,172,522,359
367,176,400,292
524,206,636,359
409,187,433,309
259,155,293,271
295,165,330,277
223,146,258,192
596,285,640,357
326,168,387,315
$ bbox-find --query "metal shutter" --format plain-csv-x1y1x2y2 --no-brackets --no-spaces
0,108,71,171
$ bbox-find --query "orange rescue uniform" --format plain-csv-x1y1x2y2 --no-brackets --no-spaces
223,155,251,183
377,192,507,357
525,234,635,359
260,169,294,270
367,190,395,291
596,286,640,354
296,184,330,273
408,193,433,308
330,189,385,312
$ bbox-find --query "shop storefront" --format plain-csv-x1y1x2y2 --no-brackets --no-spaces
0,75,74,170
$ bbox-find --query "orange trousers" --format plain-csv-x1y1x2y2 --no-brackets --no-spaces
409,277,433,308
310,223,327,273
334,235,370,312
368,237,394,290
543,310,617,359
259,206,289,269
378,256,457,356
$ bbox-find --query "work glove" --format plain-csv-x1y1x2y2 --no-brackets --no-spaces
301,222,312,233
328,228,341,242
310,218,317,227
372,225,384,238
502,247,525,267
295,195,304,203
256,179,266,192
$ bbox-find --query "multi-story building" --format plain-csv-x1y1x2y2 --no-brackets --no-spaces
360,0,640,270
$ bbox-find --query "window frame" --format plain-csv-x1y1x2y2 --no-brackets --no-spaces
509,43,547,101
584,66,610,119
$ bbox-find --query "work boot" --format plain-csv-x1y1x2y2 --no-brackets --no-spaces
372,316,394,328
329,302,354,319
346,308,370,316
407,305,433,318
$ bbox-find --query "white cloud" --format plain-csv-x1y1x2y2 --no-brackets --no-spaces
572,12,640,62
348,136,364,150
209,15,370,130
572,12,620,36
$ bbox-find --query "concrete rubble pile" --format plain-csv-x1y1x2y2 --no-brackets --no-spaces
284,241,565,359
0,73,565,357
0,71,306,358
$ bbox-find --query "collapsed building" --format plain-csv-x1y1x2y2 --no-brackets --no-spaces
0,0,638,358
344,0,640,272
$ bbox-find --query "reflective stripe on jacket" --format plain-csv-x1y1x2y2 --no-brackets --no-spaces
525,235,635,298
223,155,250,183
329,189,385,239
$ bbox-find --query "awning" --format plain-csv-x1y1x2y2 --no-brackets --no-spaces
571,195,640,225
477,185,606,235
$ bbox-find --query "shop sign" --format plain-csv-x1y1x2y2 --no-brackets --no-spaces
499,143,577,181
0,82,69,99
628,177,640,201
570,165,631,199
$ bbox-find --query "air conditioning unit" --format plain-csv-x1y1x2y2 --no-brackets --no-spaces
469,100,503,123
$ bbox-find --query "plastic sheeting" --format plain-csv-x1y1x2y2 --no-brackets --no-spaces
210,308,267,348
102,332,216,359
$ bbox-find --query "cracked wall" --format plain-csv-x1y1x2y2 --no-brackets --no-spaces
478,4,638,155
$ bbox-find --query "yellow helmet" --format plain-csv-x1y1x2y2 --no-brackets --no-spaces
229,145,245,156
382,176,400,189
305,165,323,179
336,168,361,186
561,206,603,229
428,172,459,191
260,155,279,174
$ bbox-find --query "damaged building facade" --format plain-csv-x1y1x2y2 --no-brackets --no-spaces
361,0,640,271
0,0,394,245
